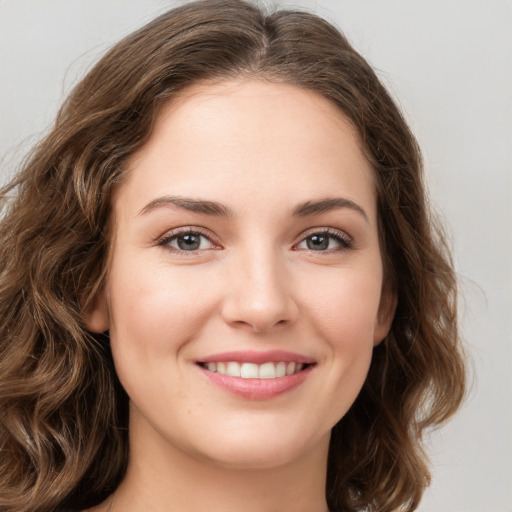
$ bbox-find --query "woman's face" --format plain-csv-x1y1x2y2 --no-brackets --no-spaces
88,79,395,469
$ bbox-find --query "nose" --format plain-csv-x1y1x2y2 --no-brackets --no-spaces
220,248,299,333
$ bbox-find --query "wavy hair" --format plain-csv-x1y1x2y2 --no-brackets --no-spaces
0,1,466,510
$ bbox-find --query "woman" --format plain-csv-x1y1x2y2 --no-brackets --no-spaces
0,1,466,511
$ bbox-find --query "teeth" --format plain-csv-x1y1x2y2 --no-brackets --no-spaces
226,362,241,377
258,362,276,379
276,361,286,377
240,363,259,378
202,361,307,379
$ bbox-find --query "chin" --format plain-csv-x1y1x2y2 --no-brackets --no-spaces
198,444,310,471
183,423,331,471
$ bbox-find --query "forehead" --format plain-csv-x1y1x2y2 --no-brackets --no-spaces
118,79,376,219
150,79,367,164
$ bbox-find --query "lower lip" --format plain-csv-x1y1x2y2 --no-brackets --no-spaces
197,364,313,400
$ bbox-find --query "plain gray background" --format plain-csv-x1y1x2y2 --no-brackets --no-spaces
1,1,511,511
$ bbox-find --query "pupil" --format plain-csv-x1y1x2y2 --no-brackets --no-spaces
178,234,200,250
307,234,328,250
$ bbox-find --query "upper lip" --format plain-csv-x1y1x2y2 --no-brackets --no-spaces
197,350,316,365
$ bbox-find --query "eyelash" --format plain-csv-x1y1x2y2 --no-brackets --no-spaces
156,227,353,255
157,227,218,254
295,228,353,252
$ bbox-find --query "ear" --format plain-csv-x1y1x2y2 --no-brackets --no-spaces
373,286,397,346
83,288,110,333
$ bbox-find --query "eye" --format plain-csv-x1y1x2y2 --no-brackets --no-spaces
295,229,352,252
158,228,218,253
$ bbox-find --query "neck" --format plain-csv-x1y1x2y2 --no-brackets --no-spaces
110,408,331,512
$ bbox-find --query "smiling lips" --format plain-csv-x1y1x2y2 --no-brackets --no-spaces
197,350,315,399
201,361,305,379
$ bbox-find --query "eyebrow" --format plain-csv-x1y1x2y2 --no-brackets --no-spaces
138,196,233,217
292,197,368,222
138,195,368,222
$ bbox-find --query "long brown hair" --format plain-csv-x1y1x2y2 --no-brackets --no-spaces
0,1,466,510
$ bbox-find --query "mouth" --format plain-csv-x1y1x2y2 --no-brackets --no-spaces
197,361,311,379
195,351,316,400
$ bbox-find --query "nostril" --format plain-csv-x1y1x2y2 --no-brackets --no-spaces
220,281,299,333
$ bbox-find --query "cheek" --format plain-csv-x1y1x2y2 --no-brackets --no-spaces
303,267,383,344
106,262,218,390
109,260,213,335
300,268,382,411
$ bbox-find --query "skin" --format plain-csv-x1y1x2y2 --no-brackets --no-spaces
86,79,396,512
